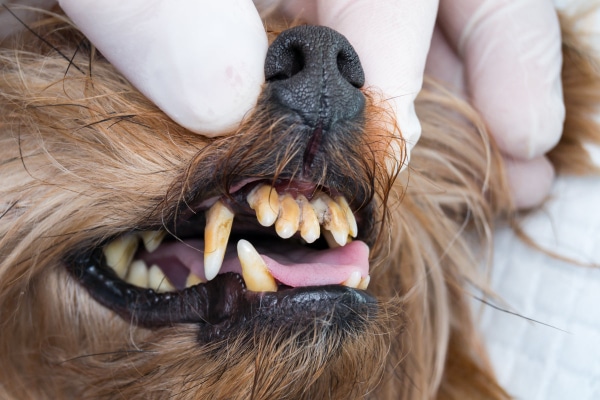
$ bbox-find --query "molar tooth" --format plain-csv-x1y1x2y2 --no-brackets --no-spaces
275,193,300,239
148,264,175,293
103,233,139,279
204,200,235,281
237,239,277,292
311,193,349,246
126,260,149,288
342,271,362,289
141,230,167,253
185,273,204,288
358,275,371,290
336,196,358,238
297,195,320,243
247,184,280,227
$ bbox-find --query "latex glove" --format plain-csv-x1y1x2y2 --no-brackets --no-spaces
279,0,439,173
59,0,268,136
428,0,565,208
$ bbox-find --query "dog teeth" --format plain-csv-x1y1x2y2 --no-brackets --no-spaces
297,195,320,243
310,193,350,247
342,271,362,289
103,233,139,279
336,196,358,238
204,200,235,281
247,184,279,227
275,193,300,239
141,230,167,253
358,275,371,290
237,239,277,292
126,259,149,288
148,264,175,293
185,273,204,288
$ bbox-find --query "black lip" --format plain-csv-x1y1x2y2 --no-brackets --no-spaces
66,248,377,341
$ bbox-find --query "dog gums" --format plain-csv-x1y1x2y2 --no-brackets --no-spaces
1,6,600,400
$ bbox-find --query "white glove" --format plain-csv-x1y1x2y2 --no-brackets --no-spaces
59,0,268,136
429,0,565,208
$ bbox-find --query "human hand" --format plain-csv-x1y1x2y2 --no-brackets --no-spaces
59,0,268,136
428,0,565,208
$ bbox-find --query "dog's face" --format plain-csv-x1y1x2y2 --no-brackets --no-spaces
0,13,512,400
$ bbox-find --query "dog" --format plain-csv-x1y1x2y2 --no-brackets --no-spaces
1,5,599,399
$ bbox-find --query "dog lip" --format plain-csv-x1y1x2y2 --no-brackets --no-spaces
65,249,376,337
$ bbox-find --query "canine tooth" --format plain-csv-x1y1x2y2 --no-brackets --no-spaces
126,260,149,288
247,184,280,227
185,273,204,288
342,271,362,289
297,195,320,243
358,275,371,290
323,230,341,249
336,196,358,238
275,193,300,239
237,239,277,292
141,230,167,253
311,194,350,246
103,234,139,279
148,264,175,293
204,200,235,281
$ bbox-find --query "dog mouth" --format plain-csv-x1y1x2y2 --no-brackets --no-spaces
67,178,378,339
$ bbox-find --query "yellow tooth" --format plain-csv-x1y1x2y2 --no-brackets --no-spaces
275,193,300,239
342,271,362,289
148,264,175,293
311,193,349,246
126,260,149,288
297,195,320,243
185,273,204,288
204,200,235,281
141,230,167,253
358,275,370,290
247,184,280,227
323,230,341,249
103,233,139,279
237,239,277,292
336,196,358,238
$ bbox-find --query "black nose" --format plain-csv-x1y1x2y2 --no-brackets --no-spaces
264,25,365,129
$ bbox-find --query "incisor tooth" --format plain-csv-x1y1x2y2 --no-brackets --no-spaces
247,184,280,227
185,273,204,288
342,271,362,289
237,239,277,292
148,264,175,293
336,196,358,238
275,193,300,239
311,193,350,246
141,230,167,253
298,195,320,243
358,275,370,290
126,260,149,288
204,200,235,281
103,234,139,279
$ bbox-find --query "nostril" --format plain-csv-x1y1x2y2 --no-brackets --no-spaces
336,49,365,89
266,44,305,82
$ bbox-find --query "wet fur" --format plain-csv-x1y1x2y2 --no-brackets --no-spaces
1,9,599,400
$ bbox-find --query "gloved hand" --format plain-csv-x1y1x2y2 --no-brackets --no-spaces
59,0,268,136
428,0,565,208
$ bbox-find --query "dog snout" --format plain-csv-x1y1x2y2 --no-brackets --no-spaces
264,25,365,129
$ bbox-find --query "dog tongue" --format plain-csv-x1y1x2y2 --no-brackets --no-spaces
140,240,370,289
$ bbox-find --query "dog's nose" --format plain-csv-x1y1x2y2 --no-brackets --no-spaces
264,25,365,129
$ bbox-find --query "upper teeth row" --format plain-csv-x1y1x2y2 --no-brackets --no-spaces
101,184,364,293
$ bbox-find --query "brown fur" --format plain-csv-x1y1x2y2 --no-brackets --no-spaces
0,8,599,400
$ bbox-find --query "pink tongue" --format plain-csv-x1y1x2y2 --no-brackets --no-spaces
139,240,370,288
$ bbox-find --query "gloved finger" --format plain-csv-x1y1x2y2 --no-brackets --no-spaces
505,155,555,209
59,0,267,136
425,24,466,96
315,0,439,172
438,0,565,160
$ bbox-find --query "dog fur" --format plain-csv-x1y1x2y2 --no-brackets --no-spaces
1,6,599,400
